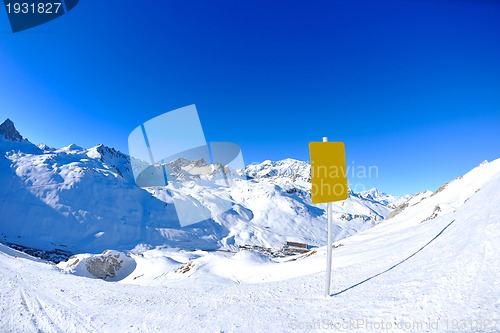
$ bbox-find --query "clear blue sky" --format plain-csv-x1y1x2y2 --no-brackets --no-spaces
1,0,499,195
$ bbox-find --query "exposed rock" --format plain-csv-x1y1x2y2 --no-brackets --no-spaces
85,250,135,280
431,182,449,197
385,202,409,220
421,204,442,223
0,119,24,142
175,260,194,274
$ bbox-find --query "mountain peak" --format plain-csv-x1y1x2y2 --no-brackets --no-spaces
0,118,24,142
244,158,311,183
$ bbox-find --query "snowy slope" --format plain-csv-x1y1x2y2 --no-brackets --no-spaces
0,119,401,255
0,158,499,332
384,159,500,229
0,141,179,253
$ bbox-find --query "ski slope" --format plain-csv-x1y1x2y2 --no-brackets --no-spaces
1,159,499,332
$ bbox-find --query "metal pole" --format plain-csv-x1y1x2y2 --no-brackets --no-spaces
323,136,333,297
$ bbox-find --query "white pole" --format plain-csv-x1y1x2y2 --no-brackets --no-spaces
326,201,333,297
323,136,333,297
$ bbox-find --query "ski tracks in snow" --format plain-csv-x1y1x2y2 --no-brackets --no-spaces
0,253,98,333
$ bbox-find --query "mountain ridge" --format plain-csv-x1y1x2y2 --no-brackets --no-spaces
3,118,496,259
0,119,402,256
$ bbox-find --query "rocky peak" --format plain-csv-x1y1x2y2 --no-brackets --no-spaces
95,144,129,161
0,119,24,142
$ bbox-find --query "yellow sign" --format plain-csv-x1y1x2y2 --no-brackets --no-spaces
309,142,348,203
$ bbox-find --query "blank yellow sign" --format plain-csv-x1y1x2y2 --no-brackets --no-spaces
309,142,348,203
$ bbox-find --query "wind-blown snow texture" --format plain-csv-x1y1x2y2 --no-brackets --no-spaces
0,120,398,254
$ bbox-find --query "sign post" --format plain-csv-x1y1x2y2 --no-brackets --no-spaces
309,137,348,297
324,138,334,297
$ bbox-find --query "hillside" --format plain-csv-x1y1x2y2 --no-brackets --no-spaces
0,119,401,256
0,154,498,332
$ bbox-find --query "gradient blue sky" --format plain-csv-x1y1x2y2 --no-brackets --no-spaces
1,0,499,195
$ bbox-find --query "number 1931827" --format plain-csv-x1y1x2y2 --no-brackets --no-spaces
5,2,62,14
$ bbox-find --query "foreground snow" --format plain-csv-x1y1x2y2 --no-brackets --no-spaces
1,161,499,332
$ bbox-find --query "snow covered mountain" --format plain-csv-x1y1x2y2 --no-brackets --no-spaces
0,119,402,256
384,159,500,226
0,136,498,332
357,187,411,208
245,158,311,184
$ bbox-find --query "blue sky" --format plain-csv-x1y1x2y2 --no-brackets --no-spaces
0,0,499,195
